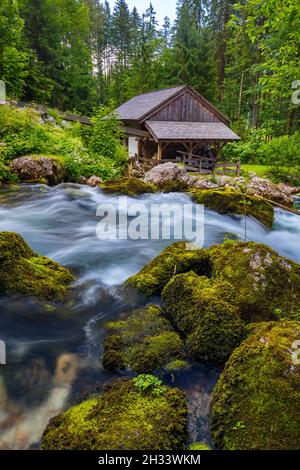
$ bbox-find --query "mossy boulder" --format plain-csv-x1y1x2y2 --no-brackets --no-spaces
100,177,157,196
162,272,246,366
102,304,185,373
126,241,300,321
208,241,300,322
41,378,188,450
0,231,74,300
126,241,212,297
191,188,274,229
211,321,300,450
10,155,65,185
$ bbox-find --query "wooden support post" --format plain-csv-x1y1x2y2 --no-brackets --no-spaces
137,139,143,161
188,142,193,159
215,143,222,162
137,138,142,162
214,142,223,174
157,142,162,161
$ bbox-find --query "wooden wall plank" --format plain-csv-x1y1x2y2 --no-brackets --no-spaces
149,91,220,123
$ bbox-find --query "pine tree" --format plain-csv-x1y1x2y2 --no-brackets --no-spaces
170,0,217,101
161,16,172,46
131,7,142,58
112,0,132,68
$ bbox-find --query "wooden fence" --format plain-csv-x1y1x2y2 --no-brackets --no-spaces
176,151,241,177
132,152,241,177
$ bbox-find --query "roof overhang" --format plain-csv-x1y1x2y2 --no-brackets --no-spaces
145,121,241,143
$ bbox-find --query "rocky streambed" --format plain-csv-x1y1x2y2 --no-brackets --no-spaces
0,182,300,449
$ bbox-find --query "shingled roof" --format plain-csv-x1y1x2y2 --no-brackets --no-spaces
115,86,186,121
145,121,240,142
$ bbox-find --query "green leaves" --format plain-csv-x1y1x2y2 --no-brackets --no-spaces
133,374,167,396
88,106,126,163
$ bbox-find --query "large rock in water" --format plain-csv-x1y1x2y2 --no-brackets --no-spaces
100,177,156,196
191,187,274,228
143,162,192,191
10,155,65,184
41,377,188,450
86,175,103,187
162,272,246,366
0,231,74,300
193,175,294,207
126,241,212,297
126,241,300,321
210,321,300,450
102,304,186,373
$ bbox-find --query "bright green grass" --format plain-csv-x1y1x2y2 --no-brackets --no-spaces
241,164,271,178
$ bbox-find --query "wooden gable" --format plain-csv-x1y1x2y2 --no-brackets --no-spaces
145,88,226,124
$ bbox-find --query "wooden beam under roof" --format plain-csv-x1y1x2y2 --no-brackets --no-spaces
123,126,151,138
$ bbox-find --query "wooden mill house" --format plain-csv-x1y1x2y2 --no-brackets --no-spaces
115,85,241,175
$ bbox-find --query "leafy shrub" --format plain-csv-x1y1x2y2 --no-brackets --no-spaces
89,106,127,164
0,160,18,182
260,133,300,167
80,161,123,180
222,127,268,163
260,133,300,184
0,105,127,182
1,127,51,161
133,374,167,396
223,127,300,184
0,105,39,138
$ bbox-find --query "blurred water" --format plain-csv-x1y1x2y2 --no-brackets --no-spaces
0,183,299,449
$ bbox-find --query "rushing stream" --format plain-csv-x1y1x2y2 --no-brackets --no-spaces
0,183,300,450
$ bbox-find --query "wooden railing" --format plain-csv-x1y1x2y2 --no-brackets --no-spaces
214,160,241,177
177,151,241,177
132,152,241,177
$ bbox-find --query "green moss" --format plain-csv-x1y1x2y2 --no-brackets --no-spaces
41,378,188,450
0,231,74,301
188,442,212,450
165,359,190,372
126,242,212,297
127,332,185,373
162,272,246,366
211,321,300,450
158,180,190,193
102,335,125,371
102,305,185,373
191,188,274,229
208,241,300,322
100,177,157,196
126,241,300,321
23,178,49,184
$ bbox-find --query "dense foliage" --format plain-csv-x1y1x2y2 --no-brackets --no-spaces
0,105,126,182
0,1,299,180
0,1,299,128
